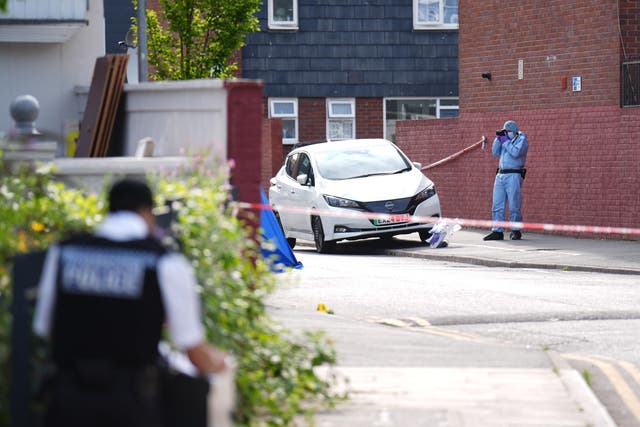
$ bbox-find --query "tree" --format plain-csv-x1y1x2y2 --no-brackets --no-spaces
138,0,261,80
0,0,6,13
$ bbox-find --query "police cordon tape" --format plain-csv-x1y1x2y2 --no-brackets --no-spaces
420,136,487,171
232,201,640,237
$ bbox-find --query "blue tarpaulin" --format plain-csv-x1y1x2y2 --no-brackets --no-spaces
260,188,303,272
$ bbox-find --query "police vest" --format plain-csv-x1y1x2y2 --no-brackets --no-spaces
51,234,167,368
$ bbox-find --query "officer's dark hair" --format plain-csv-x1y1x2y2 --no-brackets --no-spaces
108,178,154,213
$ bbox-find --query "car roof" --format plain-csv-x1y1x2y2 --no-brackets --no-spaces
291,138,395,155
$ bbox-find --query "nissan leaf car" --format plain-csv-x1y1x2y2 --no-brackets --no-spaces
268,138,441,253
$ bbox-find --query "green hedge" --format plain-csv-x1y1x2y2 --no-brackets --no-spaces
0,154,344,426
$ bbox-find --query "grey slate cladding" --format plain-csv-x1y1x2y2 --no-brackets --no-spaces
242,0,458,98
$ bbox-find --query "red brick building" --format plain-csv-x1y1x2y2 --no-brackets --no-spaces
395,0,640,237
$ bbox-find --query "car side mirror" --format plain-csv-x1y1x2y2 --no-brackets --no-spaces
296,174,309,186
270,177,277,186
412,162,422,170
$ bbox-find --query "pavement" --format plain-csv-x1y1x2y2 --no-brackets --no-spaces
275,229,640,426
389,228,640,276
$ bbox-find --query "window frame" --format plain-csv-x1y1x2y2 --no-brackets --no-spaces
268,0,299,30
269,98,298,145
383,97,459,141
326,98,356,141
413,0,459,30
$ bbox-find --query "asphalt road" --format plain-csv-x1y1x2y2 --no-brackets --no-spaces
268,246,640,426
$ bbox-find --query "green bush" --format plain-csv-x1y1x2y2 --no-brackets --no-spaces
0,154,344,427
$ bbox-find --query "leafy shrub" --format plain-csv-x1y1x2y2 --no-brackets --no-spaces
0,154,344,427
0,161,103,427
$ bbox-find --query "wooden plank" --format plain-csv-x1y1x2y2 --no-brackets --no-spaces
99,55,129,157
76,55,129,157
75,56,109,157
91,55,117,157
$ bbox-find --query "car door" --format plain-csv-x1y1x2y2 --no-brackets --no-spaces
274,152,299,232
288,153,317,234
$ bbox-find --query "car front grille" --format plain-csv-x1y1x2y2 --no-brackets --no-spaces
360,196,414,214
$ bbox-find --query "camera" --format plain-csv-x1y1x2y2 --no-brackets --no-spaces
496,129,507,136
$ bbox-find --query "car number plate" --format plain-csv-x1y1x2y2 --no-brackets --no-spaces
373,214,410,225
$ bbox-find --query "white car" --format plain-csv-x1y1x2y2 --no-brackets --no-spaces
268,138,442,253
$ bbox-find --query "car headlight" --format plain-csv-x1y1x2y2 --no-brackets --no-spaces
323,195,362,209
413,185,436,204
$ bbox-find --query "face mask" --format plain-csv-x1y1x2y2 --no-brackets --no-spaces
507,131,515,139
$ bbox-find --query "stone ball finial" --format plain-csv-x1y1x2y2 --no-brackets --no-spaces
10,94,40,135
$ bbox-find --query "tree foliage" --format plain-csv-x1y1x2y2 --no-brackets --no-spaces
137,0,261,80
0,153,345,426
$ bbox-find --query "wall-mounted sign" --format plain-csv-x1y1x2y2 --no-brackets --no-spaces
572,76,582,92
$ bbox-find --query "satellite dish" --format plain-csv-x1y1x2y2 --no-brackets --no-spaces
124,29,136,48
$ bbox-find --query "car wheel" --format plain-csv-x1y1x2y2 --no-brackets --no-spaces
312,216,336,254
274,211,296,248
418,229,432,243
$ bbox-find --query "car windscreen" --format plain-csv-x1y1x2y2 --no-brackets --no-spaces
315,144,412,180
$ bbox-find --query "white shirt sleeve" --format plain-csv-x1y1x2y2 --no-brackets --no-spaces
33,245,60,338
157,253,206,350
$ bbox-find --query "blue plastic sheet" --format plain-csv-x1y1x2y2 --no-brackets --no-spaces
260,188,303,272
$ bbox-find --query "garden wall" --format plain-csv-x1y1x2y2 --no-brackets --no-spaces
395,106,640,237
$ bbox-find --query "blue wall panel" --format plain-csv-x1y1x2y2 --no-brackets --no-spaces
243,0,458,98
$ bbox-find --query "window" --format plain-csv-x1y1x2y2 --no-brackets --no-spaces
268,0,298,29
296,154,314,186
384,98,459,142
269,98,298,145
327,98,355,141
414,0,459,30
285,153,299,178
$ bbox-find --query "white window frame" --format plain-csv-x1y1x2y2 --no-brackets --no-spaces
326,98,356,141
413,0,459,30
383,97,459,141
269,98,298,145
268,0,299,30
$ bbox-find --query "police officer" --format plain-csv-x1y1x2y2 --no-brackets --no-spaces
33,178,228,427
484,120,529,241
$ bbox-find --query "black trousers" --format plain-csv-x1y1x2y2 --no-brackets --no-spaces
44,366,162,427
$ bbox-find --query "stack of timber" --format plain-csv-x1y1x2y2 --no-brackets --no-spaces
75,54,129,157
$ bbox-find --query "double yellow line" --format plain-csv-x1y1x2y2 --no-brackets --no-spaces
373,317,640,423
372,316,496,344
563,353,640,423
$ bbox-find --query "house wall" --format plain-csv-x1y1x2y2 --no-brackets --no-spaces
460,0,621,112
396,0,640,236
356,98,384,139
396,108,640,234
242,0,458,99
103,0,134,54
0,0,105,144
262,118,283,191
620,0,640,59
298,98,327,142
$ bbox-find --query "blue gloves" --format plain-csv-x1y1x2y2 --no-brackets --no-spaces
497,135,509,143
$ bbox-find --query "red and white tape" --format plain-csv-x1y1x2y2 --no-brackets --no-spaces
421,136,486,171
234,201,640,237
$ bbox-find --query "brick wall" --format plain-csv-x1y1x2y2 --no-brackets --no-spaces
298,98,327,142
396,107,640,236
356,98,384,139
225,80,264,229
460,0,621,112
391,0,639,238
261,118,283,193
620,0,640,59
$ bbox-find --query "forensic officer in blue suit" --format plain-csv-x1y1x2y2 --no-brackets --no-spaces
484,120,529,241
